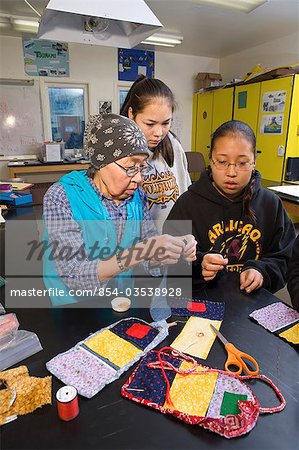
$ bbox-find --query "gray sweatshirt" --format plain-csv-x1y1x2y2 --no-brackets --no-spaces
141,132,191,233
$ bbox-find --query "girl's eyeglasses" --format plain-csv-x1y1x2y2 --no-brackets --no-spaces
114,161,153,177
211,159,255,171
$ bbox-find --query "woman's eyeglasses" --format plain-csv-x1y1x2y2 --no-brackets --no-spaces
211,159,255,171
114,161,153,177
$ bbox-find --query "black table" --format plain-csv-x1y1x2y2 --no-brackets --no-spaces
1,273,298,450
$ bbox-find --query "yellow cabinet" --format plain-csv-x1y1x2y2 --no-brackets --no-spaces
255,77,294,182
212,88,234,131
192,75,299,183
192,88,233,165
234,83,261,133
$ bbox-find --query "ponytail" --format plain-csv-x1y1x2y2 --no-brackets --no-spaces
243,172,256,224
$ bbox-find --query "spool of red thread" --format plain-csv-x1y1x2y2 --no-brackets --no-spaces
56,386,79,421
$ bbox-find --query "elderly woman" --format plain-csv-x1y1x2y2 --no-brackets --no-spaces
43,114,196,306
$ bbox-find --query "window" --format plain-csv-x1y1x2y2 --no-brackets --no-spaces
114,81,132,114
41,82,89,149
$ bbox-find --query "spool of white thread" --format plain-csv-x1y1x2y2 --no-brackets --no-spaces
111,297,131,312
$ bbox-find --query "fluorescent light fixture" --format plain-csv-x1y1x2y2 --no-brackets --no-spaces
0,78,34,86
38,0,163,48
140,41,176,48
12,18,39,32
141,33,183,47
195,0,268,13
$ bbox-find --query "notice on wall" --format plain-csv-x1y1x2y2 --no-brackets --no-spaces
118,48,154,81
23,39,69,77
98,101,112,114
262,90,286,113
260,114,284,135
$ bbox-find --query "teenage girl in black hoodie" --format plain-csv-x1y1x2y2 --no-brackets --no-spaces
166,120,295,294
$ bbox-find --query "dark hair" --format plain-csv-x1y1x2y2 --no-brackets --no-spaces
120,75,176,166
87,166,96,179
209,120,257,223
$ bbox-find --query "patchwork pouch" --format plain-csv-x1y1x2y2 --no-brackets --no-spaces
121,347,285,438
46,317,168,398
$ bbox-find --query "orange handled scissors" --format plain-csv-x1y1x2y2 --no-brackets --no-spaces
210,325,259,376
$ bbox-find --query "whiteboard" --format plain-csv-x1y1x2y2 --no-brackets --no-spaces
0,82,43,156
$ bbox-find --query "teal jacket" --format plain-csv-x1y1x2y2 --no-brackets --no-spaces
43,170,143,305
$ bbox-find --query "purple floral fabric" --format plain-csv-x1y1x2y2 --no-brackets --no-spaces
249,302,299,332
207,373,253,418
46,346,117,398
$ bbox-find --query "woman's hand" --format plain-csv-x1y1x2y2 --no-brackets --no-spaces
147,234,185,266
201,253,228,281
240,269,263,293
181,234,197,262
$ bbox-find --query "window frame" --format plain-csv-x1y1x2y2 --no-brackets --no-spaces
113,81,132,114
40,80,90,144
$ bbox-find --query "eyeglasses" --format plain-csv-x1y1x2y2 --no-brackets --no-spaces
114,161,153,177
211,159,255,171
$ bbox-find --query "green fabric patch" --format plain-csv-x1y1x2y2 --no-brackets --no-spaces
220,392,247,416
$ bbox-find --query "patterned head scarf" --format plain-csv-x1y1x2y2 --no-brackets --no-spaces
83,113,149,169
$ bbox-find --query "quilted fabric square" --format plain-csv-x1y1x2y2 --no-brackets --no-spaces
249,302,299,332
279,323,299,344
171,316,222,359
166,360,218,416
46,347,117,398
169,298,225,321
124,350,180,404
109,318,159,350
220,392,248,416
126,323,151,339
207,373,253,419
83,329,141,368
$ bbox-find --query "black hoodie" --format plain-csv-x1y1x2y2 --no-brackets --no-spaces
165,170,295,293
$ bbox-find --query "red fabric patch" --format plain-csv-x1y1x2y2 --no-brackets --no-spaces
187,301,207,313
126,323,152,339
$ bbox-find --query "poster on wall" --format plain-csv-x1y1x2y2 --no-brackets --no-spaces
262,90,286,113
23,39,69,77
260,114,284,135
118,48,154,81
99,101,112,114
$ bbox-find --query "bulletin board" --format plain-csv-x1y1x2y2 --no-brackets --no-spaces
0,82,43,156
118,48,155,81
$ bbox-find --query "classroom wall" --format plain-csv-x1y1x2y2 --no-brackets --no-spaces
0,35,219,179
220,31,299,83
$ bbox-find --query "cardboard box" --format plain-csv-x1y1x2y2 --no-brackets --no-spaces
194,72,222,92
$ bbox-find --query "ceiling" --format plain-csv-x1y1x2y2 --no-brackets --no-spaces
0,0,298,58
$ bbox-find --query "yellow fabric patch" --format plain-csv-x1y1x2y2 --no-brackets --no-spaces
279,323,299,344
84,329,141,368
171,316,222,359
0,365,51,425
164,360,218,416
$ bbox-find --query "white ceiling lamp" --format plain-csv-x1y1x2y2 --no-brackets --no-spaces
38,0,163,48
12,18,39,33
194,0,268,13
141,33,183,47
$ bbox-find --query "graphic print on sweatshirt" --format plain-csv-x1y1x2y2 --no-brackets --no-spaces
142,168,179,210
208,219,262,273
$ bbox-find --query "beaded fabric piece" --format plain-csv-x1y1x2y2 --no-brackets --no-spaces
169,298,225,321
47,317,168,398
121,348,286,439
